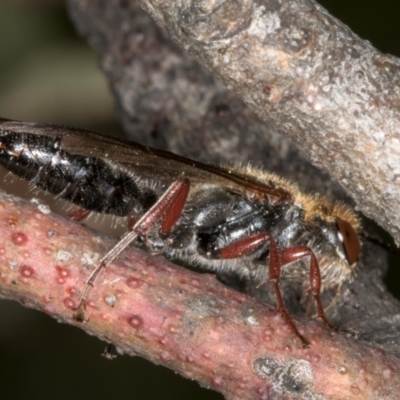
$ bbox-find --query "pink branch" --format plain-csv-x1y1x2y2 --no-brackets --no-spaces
0,190,399,399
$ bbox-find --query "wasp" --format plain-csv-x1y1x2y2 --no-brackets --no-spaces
0,118,361,347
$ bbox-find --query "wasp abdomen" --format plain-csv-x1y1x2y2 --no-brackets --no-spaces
0,131,154,216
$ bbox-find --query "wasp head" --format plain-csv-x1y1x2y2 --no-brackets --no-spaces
299,195,361,286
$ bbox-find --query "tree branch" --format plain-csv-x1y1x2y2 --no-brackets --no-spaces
0,190,399,399
69,0,400,243
140,0,400,243
67,0,347,200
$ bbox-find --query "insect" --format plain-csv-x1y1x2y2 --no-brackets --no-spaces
0,118,361,347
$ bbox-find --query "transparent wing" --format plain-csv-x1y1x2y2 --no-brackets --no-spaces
0,118,290,201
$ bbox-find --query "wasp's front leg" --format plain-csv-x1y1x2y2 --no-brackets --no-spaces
278,247,335,330
219,233,310,347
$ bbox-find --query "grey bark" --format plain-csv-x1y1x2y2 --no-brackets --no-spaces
71,0,400,244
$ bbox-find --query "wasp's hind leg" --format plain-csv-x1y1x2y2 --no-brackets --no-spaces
73,178,190,322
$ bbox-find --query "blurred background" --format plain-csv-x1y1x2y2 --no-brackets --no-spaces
0,1,399,399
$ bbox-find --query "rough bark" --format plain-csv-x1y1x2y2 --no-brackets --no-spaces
0,191,399,400
67,0,349,201
69,0,400,244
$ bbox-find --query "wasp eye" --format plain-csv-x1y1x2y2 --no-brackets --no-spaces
336,218,360,265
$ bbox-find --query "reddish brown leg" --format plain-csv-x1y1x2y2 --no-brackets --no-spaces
68,207,91,221
219,233,309,347
279,247,335,330
74,178,190,321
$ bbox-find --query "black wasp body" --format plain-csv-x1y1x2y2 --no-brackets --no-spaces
0,118,361,346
